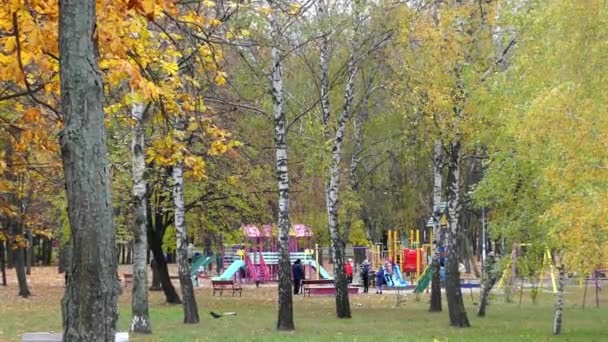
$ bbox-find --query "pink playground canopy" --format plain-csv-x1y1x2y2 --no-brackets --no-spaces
290,224,313,238
242,224,312,238
242,224,261,238
261,224,274,237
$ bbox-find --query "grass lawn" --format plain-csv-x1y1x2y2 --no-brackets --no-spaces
1,268,607,341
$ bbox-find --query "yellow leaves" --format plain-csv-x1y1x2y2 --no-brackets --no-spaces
147,135,185,166
214,71,227,85
3,36,16,53
187,120,199,132
203,0,216,8
184,156,206,181
160,60,179,76
22,107,42,123
287,3,301,16
32,228,53,239
226,175,238,186
208,141,229,156
209,18,222,27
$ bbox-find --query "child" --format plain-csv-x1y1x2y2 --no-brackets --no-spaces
375,266,384,294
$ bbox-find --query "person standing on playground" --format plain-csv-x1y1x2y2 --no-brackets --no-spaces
375,266,385,294
345,259,354,284
187,242,195,265
360,259,370,293
292,259,304,295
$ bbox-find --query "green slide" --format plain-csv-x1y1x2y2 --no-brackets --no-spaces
190,254,214,277
414,265,432,294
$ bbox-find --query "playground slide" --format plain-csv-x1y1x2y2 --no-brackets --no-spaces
391,265,409,287
306,260,333,279
413,265,432,294
190,254,214,277
214,260,245,280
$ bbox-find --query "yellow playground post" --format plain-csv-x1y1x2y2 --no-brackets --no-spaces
393,229,399,263
386,229,393,260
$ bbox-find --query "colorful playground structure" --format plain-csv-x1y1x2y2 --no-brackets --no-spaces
211,224,332,283
369,228,431,288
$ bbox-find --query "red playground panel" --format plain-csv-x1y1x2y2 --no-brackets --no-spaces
402,248,418,273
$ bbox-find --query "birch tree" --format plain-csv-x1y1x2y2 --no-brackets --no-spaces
172,117,200,324
130,101,152,333
268,1,295,330
429,140,443,312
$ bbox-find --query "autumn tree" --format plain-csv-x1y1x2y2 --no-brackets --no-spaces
472,0,608,334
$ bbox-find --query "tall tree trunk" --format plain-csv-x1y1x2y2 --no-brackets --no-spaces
317,0,330,135
150,261,162,290
445,140,470,327
59,0,119,339
553,257,565,335
172,120,199,324
26,229,33,274
146,188,181,302
13,241,29,297
130,102,152,333
430,140,443,312
477,256,498,317
343,70,372,256
267,4,295,331
6,238,13,268
5,143,30,297
149,232,181,302
327,55,358,319
1,240,6,286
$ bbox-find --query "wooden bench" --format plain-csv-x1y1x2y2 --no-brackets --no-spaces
301,279,334,296
212,280,242,297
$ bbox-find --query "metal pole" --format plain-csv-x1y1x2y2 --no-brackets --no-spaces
315,243,319,280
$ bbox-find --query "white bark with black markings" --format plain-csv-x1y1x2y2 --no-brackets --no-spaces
430,140,443,312
268,3,295,331
130,102,151,333
172,119,199,324
553,257,565,335
444,140,470,327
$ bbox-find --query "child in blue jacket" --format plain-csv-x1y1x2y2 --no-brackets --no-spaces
375,266,384,294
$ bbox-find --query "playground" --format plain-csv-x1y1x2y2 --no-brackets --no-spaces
1,265,607,341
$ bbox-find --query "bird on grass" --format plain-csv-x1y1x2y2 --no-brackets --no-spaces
210,311,237,319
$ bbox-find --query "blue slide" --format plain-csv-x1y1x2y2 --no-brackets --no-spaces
214,260,245,280
306,260,333,279
391,265,409,286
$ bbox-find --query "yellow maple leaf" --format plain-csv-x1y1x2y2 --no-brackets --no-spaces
214,71,227,85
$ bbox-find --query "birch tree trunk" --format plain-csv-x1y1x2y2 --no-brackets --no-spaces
477,256,498,317
268,4,295,330
430,140,443,312
327,56,358,319
553,256,565,335
444,140,470,327
130,102,151,333
172,118,199,324
317,0,330,133
343,91,367,237
59,0,119,339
